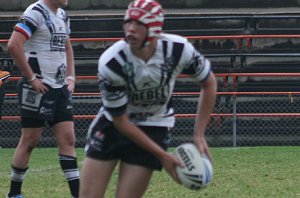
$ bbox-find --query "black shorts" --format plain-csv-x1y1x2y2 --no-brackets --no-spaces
85,115,170,170
17,79,73,128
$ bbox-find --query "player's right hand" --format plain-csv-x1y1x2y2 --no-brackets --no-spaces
160,152,183,184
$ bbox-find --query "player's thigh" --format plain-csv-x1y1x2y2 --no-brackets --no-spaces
80,157,118,198
52,121,76,155
116,162,153,198
19,127,43,147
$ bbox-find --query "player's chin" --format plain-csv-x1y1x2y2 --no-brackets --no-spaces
128,41,143,49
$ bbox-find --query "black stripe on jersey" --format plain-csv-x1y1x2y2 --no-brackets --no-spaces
163,42,184,86
36,3,44,9
32,5,54,33
172,42,184,66
59,9,69,22
106,58,127,81
105,104,127,116
160,40,168,86
28,57,41,75
116,50,138,91
182,55,206,77
32,6,43,15
162,40,168,58
119,50,127,62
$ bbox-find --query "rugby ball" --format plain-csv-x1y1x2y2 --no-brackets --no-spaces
174,143,213,190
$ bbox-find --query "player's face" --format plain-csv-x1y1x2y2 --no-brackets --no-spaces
124,20,148,49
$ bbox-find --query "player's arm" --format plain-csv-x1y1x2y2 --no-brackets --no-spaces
180,43,217,161
193,72,217,162
7,28,48,93
7,32,33,82
65,37,75,93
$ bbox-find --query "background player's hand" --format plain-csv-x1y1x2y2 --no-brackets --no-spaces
30,78,48,94
160,152,183,184
66,77,75,93
0,80,2,86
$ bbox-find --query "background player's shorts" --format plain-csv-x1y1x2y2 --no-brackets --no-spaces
85,114,170,170
17,79,73,128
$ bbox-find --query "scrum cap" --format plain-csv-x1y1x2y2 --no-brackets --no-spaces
124,0,164,43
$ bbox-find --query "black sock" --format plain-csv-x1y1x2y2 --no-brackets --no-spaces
59,154,80,198
8,165,28,196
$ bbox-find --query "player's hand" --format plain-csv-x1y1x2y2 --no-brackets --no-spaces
66,77,75,93
193,135,213,163
160,152,183,184
30,78,48,94
0,80,2,87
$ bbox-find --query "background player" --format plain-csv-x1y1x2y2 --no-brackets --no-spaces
6,0,79,197
0,70,10,119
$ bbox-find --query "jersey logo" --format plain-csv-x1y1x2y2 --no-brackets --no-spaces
143,81,152,87
128,86,168,106
55,64,66,85
50,33,67,51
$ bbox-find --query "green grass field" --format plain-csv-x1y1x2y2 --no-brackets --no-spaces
1,146,299,198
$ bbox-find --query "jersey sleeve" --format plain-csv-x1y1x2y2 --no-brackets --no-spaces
13,8,41,40
181,42,211,82
98,56,128,116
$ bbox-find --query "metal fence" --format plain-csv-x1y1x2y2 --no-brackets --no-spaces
1,90,300,148
1,32,300,148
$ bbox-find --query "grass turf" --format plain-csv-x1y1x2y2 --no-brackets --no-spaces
0,146,299,198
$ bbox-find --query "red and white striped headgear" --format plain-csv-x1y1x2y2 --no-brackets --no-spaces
124,0,164,44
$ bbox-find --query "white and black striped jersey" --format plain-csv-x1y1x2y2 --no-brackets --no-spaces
98,33,211,127
14,0,70,88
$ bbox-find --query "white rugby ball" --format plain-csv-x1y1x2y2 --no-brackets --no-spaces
174,143,213,190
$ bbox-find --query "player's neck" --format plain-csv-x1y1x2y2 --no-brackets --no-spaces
131,39,157,63
43,0,59,14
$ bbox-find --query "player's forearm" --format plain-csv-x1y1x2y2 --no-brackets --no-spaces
194,73,217,137
65,39,75,77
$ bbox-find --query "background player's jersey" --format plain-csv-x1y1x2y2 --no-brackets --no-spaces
98,33,211,127
14,0,70,88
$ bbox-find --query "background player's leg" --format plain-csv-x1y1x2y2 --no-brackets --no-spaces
8,127,42,197
53,121,79,198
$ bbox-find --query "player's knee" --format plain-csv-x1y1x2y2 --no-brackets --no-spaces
64,133,76,146
20,140,39,153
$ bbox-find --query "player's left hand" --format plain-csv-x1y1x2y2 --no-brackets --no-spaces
193,135,213,163
66,77,75,93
